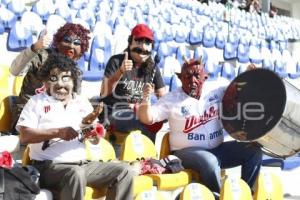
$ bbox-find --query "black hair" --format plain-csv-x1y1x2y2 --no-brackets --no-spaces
38,52,82,92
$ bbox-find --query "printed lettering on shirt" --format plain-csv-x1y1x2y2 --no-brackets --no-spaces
187,133,205,140
183,106,219,133
209,129,223,139
44,105,50,113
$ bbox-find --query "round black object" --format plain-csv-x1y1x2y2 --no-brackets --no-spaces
221,68,286,141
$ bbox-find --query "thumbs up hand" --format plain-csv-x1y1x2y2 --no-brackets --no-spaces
120,52,133,74
32,29,52,52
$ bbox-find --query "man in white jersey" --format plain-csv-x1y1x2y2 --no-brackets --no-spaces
138,58,262,196
16,53,134,200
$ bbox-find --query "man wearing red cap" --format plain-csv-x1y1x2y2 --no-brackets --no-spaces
99,24,166,142
138,59,262,198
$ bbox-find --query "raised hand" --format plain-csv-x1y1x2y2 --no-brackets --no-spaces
120,52,133,74
142,83,154,102
32,30,52,52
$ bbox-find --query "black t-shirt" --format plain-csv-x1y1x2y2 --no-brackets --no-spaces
102,53,165,113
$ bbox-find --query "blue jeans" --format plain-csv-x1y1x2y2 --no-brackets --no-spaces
174,141,262,193
110,109,156,142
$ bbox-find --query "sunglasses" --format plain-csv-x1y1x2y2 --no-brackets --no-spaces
62,35,81,46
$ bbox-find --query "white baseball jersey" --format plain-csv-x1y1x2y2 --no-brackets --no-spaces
16,93,93,162
151,86,226,151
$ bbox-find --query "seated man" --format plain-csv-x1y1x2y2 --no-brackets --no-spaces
138,58,262,196
16,53,134,200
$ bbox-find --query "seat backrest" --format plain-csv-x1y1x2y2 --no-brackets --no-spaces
120,130,157,162
13,76,24,96
220,177,252,200
159,132,170,159
180,183,215,200
253,172,283,200
85,139,116,161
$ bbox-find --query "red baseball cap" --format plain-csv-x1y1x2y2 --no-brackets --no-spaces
131,24,154,41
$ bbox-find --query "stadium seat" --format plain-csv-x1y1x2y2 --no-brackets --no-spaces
20,11,44,36
7,21,33,51
193,46,208,65
274,60,288,78
249,45,262,64
0,6,17,29
205,61,221,80
262,59,274,71
120,130,192,191
188,28,203,45
54,4,72,21
223,42,237,60
12,75,24,96
237,43,250,63
45,14,66,37
85,48,105,81
220,177,252,200
179,183,215,200
31,0,55,22
76,8,96,28
253,172,283,200
215,32,226,49
7,0,26,18
135,190,165,200
203,28,216,48
176,45,192,66
220,62,236,80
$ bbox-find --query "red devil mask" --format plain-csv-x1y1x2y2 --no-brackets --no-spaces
177,58,208,99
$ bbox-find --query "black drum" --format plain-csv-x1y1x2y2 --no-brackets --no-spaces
221,68,300,158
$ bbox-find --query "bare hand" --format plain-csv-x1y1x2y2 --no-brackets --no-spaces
142,83,154,101
32,30,52,52
120,52,133,73
57,127,78,141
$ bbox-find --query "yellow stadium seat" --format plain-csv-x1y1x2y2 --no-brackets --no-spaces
253,171,283,200
120,130,192,190
179,183,215,200
220,177,252,200
135,189,165,200
13,75,24,96
0,66,10,102
0,97,12,132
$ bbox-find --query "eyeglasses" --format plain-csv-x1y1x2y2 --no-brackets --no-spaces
62,35,81,46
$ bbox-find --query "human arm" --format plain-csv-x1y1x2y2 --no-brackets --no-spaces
138,83,154,124
10,30,52,76
100,52,133,98
18,126,78,144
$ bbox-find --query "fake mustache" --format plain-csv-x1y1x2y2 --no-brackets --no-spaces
131,47,151,55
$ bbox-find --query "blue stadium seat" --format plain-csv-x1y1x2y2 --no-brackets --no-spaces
90,35,112,68
227,32,239,48
249,45,262,64
86,48,105,81
156,42,173,68
7,0,26,18
7,21,33,51
76,8,96,27
176,45,191,66
20,11,44,36
215,32,226,49
205,61,220,80
223,42,237,60
221,62,236,80
274,60,288,78
0,6,17,29
55,4,72,21
237,43,250,63
193,46,208,65
203,27,216,48
262,59,274,71
45,14,66,36
188,28,203,45
31,0,55,22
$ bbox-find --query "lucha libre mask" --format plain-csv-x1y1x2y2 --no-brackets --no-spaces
177,58,207,99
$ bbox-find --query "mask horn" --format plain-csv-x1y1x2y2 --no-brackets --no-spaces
197,56,203,65
182,55,189,65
